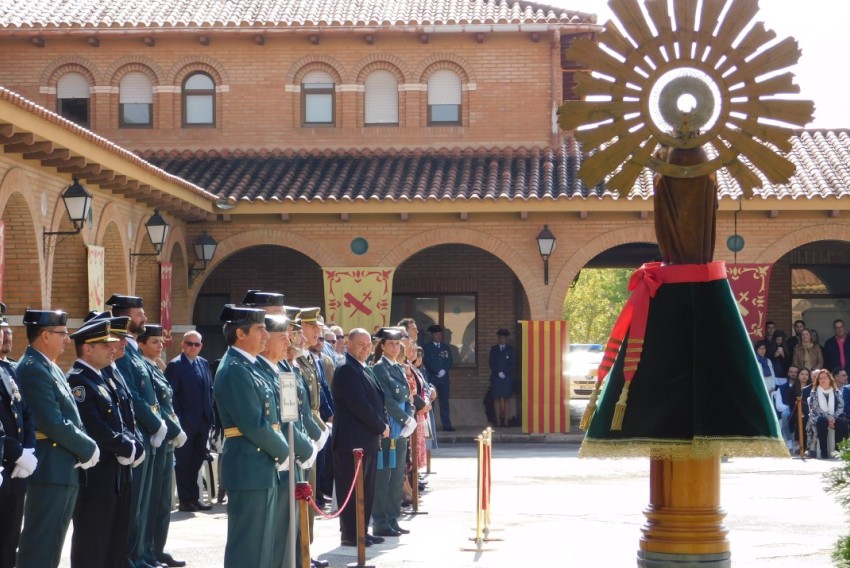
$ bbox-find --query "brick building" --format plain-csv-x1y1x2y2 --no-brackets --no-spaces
1,0,849,426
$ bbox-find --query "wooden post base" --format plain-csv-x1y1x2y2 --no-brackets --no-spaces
639,456,729,563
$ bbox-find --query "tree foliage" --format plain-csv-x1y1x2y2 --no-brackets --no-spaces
563,269,631,344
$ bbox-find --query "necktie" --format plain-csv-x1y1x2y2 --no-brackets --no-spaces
193,359,202,377
501,346,504,352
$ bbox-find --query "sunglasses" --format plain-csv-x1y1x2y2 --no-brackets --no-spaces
316,337,325,342
184,341,202,347
326,339,336,344
336,335,344,340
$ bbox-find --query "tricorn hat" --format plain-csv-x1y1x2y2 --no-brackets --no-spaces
106,294,143,309
69,319,119,345
220,304,266,324
427,324,443,333
242,290,286,307
23,308,68,327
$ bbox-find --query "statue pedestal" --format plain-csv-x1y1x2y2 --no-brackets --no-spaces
637,457,730,567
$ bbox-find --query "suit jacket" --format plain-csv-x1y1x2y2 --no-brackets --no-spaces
165,353,213,435
423,342,453,379
823,336,850,373
115,341,163,445
331,353,387,454
67,361,137,496
16,346,96,486
489,344,516,381
0,359,35,495
214,347,289,490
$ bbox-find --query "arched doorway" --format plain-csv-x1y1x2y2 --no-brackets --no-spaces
102,221,128,300
392,243,531,427
192,245,324,362
768,240,850,339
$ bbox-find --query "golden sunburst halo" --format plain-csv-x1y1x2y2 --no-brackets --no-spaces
558,0,815,197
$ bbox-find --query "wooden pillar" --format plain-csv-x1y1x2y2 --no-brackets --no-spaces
638,456,730,567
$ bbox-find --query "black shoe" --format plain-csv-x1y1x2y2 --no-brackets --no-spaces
177,501,198,512
391,525,411,534
418,482,426,491
372,528,401,537
192,500,213,511
340,537,371,547
311,559,330,568
156,554,187,567
366,534,386,544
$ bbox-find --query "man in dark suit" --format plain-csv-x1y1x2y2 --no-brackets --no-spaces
67,318,142,568
165,330,214,512
824,319,850,374
331,329,389,548
0,313,36,568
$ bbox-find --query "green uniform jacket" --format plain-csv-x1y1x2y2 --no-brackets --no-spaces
291,363,322,442
372,357,414,432
214,347,289,490
16,346,96,485
116,342,163,443
145,361,182,440
254,357,314,462
295,354,326,429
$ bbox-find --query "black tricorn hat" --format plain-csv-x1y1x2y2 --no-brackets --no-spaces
497,328,510,337
242,290,286,307
427,324,443,333
137,324,163,339
106,294,143,309
264,314,291,333
23,308,68,327
220,304,265,324
374,327,403,341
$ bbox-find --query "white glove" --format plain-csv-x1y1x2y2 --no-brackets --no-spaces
297,442,319,470
15,447,38,476
400,417,417,438
0,466,3,487
117,445,136,466
276,456,291,472
437,369,446,378
132,449,146,468
10,465,28,479
498,372,505,379
174,430,188,448
150,421,167,448
316,426,330,450
76,446,100,470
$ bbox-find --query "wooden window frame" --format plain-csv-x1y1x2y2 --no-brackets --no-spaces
182,72,216,128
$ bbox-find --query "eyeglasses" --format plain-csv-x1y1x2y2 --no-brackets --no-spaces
326,339,336,345
184,341,202,347
46,330,69,337
316,337,325,342
336,335,344,340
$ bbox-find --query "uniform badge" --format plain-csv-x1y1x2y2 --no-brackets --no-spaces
72,386,86,402
98,385,110,399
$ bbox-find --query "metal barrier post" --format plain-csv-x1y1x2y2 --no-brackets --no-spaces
295,481,311,568
346,448,373,568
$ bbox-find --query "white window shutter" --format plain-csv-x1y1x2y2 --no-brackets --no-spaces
428,70,461,105
119,72,153,104
365,70,398,124
57,73,90,99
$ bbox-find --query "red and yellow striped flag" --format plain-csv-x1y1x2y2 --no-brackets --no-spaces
520,320,570,434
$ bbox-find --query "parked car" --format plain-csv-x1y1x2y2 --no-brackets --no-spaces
566,344,603,399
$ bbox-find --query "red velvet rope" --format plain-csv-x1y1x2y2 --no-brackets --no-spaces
299,450,363,520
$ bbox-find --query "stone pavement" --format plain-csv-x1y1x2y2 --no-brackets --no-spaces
55,436,847,567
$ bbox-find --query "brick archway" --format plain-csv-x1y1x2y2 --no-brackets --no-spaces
378,227,540,316
548,225,657,318
0,168,44,311
755,222,850,263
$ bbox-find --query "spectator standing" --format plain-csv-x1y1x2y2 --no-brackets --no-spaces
792,329,823,372
0,312,35,568
786,319,806,355
165,331,214,513
824,319,850,372
423,324,454,431
330,325,346,368
331,329,389,548
769,330,790,381
809,369,849,459
754,341,777,392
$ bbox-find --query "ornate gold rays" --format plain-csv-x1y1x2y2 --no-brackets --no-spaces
558,0,815,197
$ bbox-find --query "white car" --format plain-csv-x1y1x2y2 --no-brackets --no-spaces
566,347,603,399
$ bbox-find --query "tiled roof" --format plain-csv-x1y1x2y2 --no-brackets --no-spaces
0,0,595,29
140,131,850,205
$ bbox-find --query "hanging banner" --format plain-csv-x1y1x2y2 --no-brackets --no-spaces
160,262,173,346
520,320,570,434
0,221,5,299
726,263,773,341
323,267,395,334
86,245,105,312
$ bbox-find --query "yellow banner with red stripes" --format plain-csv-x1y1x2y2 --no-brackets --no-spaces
520,320,570,434
323,267,395,334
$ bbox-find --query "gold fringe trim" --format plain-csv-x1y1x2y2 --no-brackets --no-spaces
579,436,790,461
610,381,631,431
579,382,602,431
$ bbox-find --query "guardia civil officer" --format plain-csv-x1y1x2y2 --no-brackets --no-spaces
489,329,516,427
107,294,168,568
0,310,36,568
138,325,187,568
214,304,289,568
370,327,416,537
67,318,141,568
256,313,318,568
423,324,454,431
16,309,99,568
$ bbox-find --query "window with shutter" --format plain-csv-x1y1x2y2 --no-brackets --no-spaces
183,72,216,127
364,70,398,126
427,70,462,126
119,72,153,127
57,72,90,127
302,70,335,126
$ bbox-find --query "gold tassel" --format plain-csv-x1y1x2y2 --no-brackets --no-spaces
579,382,602,431
610,381,631,431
